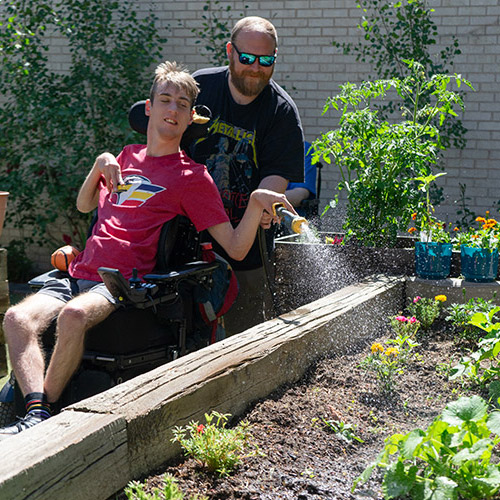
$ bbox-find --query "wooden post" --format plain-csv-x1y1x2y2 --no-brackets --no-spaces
0,248,9,377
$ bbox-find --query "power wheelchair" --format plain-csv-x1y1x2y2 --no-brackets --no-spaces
0,104,235,419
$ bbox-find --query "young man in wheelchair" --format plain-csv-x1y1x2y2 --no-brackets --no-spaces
0,61,295,438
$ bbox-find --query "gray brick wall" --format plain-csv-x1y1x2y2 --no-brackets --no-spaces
1,0,499,268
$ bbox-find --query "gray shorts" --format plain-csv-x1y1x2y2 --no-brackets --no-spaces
37,276,120,307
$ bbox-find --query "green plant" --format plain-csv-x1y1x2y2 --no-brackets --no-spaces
125,474,206,500
407,295,447,330
312,60,472,247
171,411,262,477
190,0,248,66
446,296,498,344
360,342,403,393
353,395,500,499
333,0,466,152
0,0,165,249
450,309,500,389
312,416,364,444
453,214,500,251
408,173,452,243
389,315,421,338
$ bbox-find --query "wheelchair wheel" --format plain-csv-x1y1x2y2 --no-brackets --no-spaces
0,401,15,427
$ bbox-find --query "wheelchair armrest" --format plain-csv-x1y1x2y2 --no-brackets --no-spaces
28,269,70,291
143,261,219,284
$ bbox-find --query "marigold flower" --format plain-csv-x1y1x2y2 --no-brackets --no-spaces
197,424,205,434
385,347,399,357
411,213,417,220
453,227,459,232
408,227,417,234
435,295,447,302
476,217,486,224
371,343,384,354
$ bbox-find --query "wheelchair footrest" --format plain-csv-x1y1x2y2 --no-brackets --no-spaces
83,346,176,372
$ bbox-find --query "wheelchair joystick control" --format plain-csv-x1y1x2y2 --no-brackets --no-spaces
129,268,142,289
272,202,308,234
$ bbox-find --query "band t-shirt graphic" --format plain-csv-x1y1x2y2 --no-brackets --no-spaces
190,67,304,270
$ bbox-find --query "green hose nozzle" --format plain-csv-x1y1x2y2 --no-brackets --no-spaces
272,202,308,234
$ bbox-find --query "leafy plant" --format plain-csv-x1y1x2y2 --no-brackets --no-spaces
407,295,447,330
446,296,498,344
353,395,500,499
408,173,452,243
171,411,262,477
360,342,403,393
453,213,500,251
125,474,206,500
312,416,364,444
450,309,500,389
312,60,472,247
0,0,165,249
333,0,466,152
190,0,248,66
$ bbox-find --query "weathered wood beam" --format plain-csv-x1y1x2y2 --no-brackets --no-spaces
0,274,404,500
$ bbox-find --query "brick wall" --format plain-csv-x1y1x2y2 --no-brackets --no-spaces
1,0,499,269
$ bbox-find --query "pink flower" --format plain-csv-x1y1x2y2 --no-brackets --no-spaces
395,315,407,322
408,316,418,324
197,424,205,434
413,296,421,303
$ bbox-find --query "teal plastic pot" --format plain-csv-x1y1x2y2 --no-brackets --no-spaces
460,245,499,282
415,242,452,279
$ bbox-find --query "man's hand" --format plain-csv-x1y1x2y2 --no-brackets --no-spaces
257,175,289,228
95,152,124,193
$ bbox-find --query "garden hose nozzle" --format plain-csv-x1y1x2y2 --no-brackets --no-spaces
272,202,308,234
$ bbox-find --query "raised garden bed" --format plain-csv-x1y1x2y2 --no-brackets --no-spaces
0,276,403,500
119,322,462,499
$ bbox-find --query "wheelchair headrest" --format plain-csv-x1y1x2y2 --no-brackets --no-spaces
128,102,212,150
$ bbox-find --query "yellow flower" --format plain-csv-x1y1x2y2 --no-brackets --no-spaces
385,347,399,357
371,343,384,354
435,294,447,302
476,217,487,224
408,227,417,234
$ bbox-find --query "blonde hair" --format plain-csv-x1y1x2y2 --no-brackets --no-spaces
231,16,278,49
149,61,199,106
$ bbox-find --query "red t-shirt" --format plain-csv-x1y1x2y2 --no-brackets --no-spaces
69,145,229,281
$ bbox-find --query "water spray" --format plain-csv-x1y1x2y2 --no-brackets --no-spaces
273,202,309,234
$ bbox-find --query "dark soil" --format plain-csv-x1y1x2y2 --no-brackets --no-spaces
116,322,472,500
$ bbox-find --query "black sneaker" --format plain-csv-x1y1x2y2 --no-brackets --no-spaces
0,412,47,438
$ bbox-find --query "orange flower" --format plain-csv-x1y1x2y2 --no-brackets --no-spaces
476,216,486,224
454,227,459,232
408,227,417,234
411,213,417,220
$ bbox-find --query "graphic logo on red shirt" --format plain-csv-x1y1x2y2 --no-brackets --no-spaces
112,175,165,207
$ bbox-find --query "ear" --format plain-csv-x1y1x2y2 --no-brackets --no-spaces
145,99,152,116
226,41,232,58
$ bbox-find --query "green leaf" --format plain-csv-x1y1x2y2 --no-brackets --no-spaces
442,396,488,426
487,410,500,435
382,461,416,498
452,438,490,465
426,476,458,500
401,429,425,458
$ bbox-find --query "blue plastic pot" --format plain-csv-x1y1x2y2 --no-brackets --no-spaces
460,245,499,282
415,242,452,279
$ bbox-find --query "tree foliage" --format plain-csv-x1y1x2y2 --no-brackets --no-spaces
0,0,166,248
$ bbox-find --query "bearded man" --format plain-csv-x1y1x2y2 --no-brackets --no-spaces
188,16,304,335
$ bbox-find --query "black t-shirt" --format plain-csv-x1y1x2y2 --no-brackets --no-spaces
189,66,304,270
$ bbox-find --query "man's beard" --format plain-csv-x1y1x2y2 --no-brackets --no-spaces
229,57,273,98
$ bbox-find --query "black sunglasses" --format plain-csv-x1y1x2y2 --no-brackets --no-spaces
232,43,277,67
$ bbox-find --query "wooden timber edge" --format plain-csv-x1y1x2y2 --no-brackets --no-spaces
0,274,404,500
